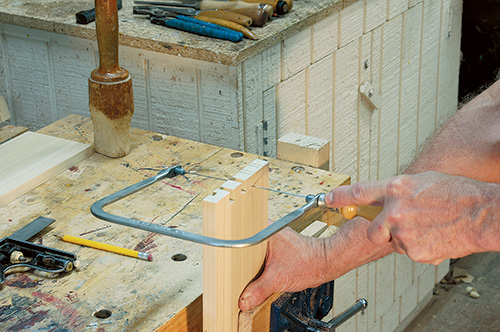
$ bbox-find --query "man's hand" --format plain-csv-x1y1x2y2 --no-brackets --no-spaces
326,171,498,264
238,227,329,311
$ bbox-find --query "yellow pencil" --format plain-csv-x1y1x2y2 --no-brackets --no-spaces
55,234,153,261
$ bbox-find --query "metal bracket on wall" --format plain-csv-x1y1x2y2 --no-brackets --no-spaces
359,81,382,110
270,280,367,332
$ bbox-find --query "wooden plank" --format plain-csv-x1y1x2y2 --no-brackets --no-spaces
417,0,442,148
358,32,372,182
0,131,92,207
334,38,359,180
277,133,330,170
378,15,402,180
436,0,462,123
0,125,27,144
369,26,382,181
398,4,423,172
203,159,269,332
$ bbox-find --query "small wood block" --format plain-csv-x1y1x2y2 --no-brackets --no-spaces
0,132,93,207
277,133,330,170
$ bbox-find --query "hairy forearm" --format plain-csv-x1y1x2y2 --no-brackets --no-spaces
407,79,500,182
322,218,393,279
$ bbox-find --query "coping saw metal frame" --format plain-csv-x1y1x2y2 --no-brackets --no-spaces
90,164,323,248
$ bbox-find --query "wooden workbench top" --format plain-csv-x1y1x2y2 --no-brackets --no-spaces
0,115,349,331
0,0,353,65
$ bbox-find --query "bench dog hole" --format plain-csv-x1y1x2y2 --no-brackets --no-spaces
94,309,112,319
171,253,187,262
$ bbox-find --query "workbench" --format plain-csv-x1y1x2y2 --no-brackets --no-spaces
0,115,349,331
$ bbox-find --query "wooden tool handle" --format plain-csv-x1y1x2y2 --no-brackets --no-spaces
340,205,383,220
198,10,253,27
194,16,258,40
228,8,268,26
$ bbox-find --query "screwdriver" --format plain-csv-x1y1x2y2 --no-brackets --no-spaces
252,186,360,219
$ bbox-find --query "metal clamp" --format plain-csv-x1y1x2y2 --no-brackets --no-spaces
91,164,324,248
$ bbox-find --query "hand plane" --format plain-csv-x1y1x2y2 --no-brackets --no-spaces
0,216,79,286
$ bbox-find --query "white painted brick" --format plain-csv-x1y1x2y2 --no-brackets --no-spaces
282,28,311,80
399,282,419,324
333,40,359,180
121,51,149,130
5,35,54,129
380,295,400,332
369,26,382,181
364,0,387,33
376,254,395,318
379,15,402,180
387,0,408,20
395,255,414,298
437,0,462,123
435,259,450,284
398,3,423,173
312,12,339,62
263,87,277,158
261,42,281,91
333,269,357,332
417,264,435,304
417,0,442,148
358,32,372,182
307,54,333,146
339,0,364,48
242,53,266,154
276,70,306,137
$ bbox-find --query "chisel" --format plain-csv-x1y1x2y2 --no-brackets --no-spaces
134,0,274,18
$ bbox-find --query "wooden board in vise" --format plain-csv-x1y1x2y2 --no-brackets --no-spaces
0,115,350,332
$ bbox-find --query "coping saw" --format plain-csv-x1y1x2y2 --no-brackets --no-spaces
90,164,380,248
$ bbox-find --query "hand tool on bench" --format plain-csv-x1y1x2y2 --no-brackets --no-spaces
76,0,123,24
134,0,274,20
0,217,79,286
90,164,381,248
135,5,253,26
134,6,256,39
134,7,244,42
134,0,268,26
237,0,292,15
89,0,134,157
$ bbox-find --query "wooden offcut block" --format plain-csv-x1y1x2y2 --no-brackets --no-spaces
203,159,269,332
0,131,92,207
277,133,330,170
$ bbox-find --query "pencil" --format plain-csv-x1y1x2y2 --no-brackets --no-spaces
55,234,153,261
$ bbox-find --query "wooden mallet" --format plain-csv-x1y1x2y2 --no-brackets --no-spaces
89,0,134,158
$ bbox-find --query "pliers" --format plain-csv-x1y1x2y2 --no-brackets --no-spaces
133,6,243,42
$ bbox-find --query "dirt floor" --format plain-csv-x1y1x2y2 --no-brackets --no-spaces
404,252,500,332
